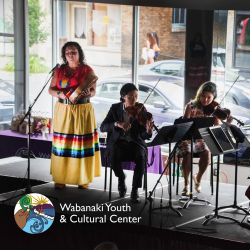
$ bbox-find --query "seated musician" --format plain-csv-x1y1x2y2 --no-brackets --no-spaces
100,83,154,203
180,82,233,196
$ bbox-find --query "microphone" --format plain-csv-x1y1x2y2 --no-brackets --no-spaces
49,63,60,74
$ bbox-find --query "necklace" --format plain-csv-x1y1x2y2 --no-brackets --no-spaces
59,64,80,89
63,64,80,80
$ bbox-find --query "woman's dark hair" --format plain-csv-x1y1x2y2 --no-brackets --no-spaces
191,81,217,107
152,32,159,45
120,83,138,102
61,41,86,64
147,33,156,46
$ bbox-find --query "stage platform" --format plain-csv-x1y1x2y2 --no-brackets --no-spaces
0,157,250,250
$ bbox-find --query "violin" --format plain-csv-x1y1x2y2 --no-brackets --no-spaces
125,102,160,133
203,101,244,126
124,78,162,133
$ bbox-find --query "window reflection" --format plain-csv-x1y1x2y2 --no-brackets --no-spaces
0,0,14,131
74,8,86,39
138,85,165,106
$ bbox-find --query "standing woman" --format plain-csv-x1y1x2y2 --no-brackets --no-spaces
49,41,101,189
152,32,159,61
179,82,233,196
145,33,156,65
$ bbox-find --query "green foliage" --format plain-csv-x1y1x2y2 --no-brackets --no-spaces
0,17,13,33
3,54,50,73
1,0,50,47
29,54,50,73
28,0,51,47
3,58,14,72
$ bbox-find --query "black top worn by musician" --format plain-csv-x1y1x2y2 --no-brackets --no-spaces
100,102,152,202
100,102,152,156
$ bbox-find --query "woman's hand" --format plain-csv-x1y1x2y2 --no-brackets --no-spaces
226,115,234,124
146,120,154,134
117,122,131,132
183,103,192,119
59,91,67,99
81,88,91,98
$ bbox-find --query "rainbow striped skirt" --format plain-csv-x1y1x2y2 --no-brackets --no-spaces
50,102,101,185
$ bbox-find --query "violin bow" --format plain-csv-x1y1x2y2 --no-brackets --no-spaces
219,75,239,106
216,75,244,126
130,78,162,126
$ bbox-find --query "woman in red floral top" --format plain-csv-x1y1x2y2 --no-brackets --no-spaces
48,41,101,189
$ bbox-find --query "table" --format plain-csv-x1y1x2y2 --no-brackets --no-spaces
0,130,52,159
0,130,163,174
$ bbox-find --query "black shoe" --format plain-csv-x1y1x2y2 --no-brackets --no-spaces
118,173,127,197
130,189,140,203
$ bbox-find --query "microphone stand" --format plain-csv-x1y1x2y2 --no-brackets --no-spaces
2,66,59,203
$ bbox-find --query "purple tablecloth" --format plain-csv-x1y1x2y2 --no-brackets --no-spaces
0,130,163,174
0,130,53,159
100,145,163,174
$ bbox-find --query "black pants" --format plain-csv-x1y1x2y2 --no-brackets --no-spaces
109,140,146,189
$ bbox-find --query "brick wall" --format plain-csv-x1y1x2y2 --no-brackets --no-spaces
121,6,133,68
139,7,185,65
213,13,228,48
121,7,186,68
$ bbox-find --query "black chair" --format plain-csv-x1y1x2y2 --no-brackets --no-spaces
104,156,148,201
103,131,148,201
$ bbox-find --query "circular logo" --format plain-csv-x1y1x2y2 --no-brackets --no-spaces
15,147,35,157
14,193,55,234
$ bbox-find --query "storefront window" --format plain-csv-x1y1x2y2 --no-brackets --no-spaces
212,10,250,138
58,2,132,132
0,0,14,131
138,6,185,129
234,11,250,69
28,0,52,117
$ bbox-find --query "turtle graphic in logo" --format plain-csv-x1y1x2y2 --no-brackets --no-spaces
14,193,55,234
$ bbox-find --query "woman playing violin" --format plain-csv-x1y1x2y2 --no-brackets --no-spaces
180,82,233,196
100,83,154,203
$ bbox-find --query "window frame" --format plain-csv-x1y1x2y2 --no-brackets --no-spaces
233,10,250,70
172,8,186,28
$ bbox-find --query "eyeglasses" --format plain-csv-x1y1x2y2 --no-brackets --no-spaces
66,51,77,56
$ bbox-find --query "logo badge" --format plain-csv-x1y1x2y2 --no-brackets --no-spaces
14,193,55,234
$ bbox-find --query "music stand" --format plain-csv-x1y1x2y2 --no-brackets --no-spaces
139,121,193,227
199,125,240,225
174,117,216,208
215,124,250,215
